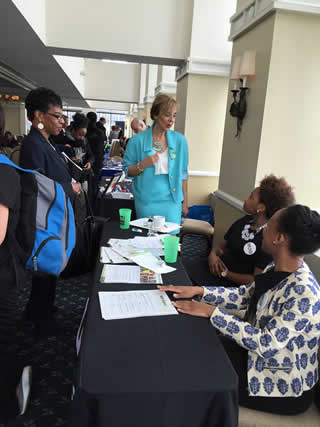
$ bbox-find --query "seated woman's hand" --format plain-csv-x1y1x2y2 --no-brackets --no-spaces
83,162,91,170
141,153,159,169
173,300,215,318
157,285,203,299
208,252,227,276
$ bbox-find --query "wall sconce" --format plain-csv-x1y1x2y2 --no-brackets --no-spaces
229,50,256,137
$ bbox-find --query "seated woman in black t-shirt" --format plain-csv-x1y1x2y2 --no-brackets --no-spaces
185,175,295,287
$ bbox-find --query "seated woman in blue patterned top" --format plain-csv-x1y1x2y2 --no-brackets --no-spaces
159,205,320,415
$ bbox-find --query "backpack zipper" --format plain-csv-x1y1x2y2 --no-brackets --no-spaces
65,194,69,251
32,236,60,271
45,182,57,230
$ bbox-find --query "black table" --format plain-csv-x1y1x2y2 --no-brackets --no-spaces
95,192,136,220
71,223,238,427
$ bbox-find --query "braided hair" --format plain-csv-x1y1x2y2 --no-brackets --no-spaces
278,204,320,255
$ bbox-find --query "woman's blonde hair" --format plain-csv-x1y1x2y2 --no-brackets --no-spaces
150,94,179,121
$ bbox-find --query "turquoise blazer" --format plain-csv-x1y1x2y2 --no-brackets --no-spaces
123,125,189,204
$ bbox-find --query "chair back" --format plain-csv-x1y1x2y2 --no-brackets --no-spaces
109,139,121,157
10,146,21,166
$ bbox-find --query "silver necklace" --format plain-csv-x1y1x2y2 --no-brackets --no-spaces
152,140,162,152
241,222,267,241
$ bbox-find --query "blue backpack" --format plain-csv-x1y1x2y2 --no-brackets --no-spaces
0,154,76,276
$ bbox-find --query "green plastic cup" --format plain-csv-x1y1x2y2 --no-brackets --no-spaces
164,236,180,263
119,208,132,229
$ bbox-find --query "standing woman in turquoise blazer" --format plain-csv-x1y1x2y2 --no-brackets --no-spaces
123,94,189,224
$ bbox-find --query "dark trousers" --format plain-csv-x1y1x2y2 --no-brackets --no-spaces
183,257,235,287
0,355,23,422
220,336,314,415
25,273,57,324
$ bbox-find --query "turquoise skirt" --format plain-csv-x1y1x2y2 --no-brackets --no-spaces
134,174,182,225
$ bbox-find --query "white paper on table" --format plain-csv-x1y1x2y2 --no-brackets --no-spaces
130,236,166,249
98,290,178,320
100,247,132,264
131,252,176,274
129,218,181,233
101,265,141,283
100,246,111,263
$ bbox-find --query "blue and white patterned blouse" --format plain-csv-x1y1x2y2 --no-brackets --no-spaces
202,262,320,397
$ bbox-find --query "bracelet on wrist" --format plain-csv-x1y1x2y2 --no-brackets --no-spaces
221,269,228,278
136,162,144,173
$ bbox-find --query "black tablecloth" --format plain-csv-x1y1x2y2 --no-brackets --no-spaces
95,192,136,220
71,223,238,427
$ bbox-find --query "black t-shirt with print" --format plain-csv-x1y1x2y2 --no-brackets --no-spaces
0,164,21,298
222,215,272,275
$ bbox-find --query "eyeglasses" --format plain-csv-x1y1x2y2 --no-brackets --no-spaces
46,112,65,121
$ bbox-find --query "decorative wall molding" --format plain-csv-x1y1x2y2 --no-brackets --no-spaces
143,95,154,104
176,57,230,82
230,0,320,40
154,81,177,95
215,189,244,212
0,63,36,91
188,170,219,177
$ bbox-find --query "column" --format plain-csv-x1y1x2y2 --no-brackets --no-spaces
143,64,158,126
174,0,236,206
155,66,177,97
215,0,320,253
137,64,147,122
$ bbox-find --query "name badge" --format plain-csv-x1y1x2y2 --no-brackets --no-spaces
243,242,256,255
257,293,268,311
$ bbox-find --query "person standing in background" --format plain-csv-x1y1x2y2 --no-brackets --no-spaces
96,116,107,141
130,118,147,134
86,112,105,204
50,114,69,145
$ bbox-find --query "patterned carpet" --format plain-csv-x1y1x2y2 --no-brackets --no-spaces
0,235,209,427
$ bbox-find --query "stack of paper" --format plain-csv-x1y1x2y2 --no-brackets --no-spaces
100,247,132,264
100,235,177,275
98,290,178,320
100,264,163,284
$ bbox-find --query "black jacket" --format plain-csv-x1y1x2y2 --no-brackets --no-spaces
96,121,107,141
20,127,74,200
86,126,105,176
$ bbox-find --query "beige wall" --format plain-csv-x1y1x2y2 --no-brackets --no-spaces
256,11,320,209
175,75,189,134
188,176,219,206
2,103,26,136
185,74,229,173
84,60,140,103
219,14,275,201
46,0,193,62
176,73,229,206
236,0,253,13
212,198,243,247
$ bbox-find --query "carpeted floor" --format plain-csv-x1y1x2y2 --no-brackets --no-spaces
0,234,209,427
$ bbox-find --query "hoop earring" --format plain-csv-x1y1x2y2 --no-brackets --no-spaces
38,122,44,130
